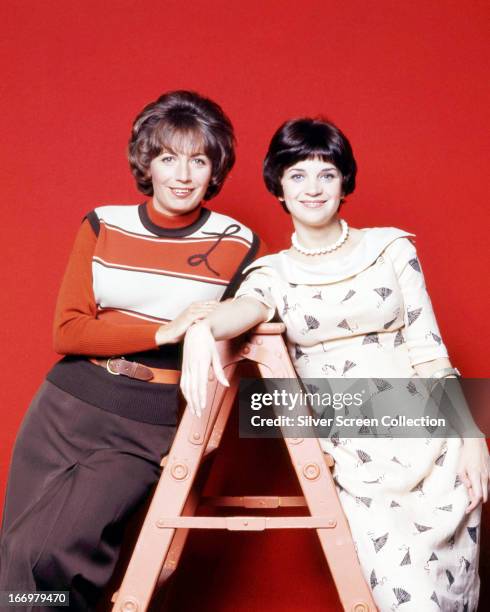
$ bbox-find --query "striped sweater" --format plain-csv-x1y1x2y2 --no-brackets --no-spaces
47,200,264,424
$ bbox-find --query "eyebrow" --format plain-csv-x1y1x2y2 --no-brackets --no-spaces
287,166,338,173
159,150,207,157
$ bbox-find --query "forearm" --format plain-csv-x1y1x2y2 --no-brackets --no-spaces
414,358,481,440
155,319,189,346
205,297,269,340
54,316,160,356
181,298,268,415
413,357,451,377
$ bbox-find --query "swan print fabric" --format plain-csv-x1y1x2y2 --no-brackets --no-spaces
235,228,480,611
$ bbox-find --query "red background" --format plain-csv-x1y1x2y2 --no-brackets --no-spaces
1,1,489,610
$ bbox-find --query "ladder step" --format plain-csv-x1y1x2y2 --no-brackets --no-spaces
201,495,307,508
155,516,337,531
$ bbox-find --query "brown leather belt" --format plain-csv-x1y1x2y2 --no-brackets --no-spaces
89,357,180,384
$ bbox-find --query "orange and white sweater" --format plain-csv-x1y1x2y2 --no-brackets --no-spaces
47,200,264,424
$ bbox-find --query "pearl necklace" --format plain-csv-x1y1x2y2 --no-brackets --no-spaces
291,219,349,256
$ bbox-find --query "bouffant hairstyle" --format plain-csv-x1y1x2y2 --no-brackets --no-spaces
263,118,357,212
128,90,235,200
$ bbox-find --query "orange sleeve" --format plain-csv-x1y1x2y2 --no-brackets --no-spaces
53,219,160,356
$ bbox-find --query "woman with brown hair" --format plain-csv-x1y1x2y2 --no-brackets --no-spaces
0,90,264,610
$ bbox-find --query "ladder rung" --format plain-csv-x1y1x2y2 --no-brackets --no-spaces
155,516,336,531
200,495,307,508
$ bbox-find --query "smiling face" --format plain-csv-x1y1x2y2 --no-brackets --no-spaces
149,138,213,216
280,158,343,229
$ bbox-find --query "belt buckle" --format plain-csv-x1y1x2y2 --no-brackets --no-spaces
106,356,125,376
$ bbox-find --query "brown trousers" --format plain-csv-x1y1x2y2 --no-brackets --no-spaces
0,381,175,611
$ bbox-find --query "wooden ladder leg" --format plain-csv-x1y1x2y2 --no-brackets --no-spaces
246,329,376,612
111,352,240,612
155,377,240,589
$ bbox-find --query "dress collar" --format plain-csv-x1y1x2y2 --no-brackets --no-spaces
242,227,415,285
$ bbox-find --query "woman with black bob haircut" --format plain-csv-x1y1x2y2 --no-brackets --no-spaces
0,90,264,610
263,118,356,211
181,117,488,610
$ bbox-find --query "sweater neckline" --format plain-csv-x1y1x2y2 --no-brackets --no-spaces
138,200,211,237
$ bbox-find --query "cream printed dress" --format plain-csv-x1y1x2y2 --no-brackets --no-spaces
235,228,481,612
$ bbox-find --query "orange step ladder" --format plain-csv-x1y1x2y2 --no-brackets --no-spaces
111,323,376,612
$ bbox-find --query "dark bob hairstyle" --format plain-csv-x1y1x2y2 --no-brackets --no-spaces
263,118,357,212
128,90,235,200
